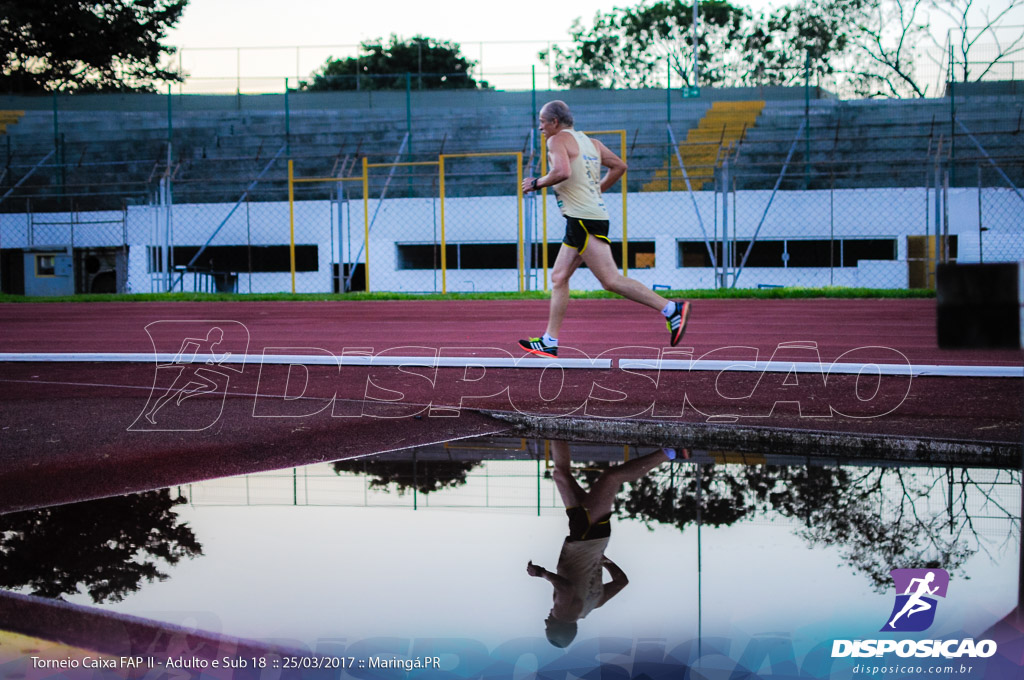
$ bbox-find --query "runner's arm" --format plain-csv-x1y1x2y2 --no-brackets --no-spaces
597,557,629,606
593,138,627,192
522,134,571,193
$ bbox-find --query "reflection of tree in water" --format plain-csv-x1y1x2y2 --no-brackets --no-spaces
331,457,481,496
0,490,202,603
601,462,1018,592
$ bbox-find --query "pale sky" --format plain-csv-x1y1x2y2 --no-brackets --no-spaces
163,0,781,92
163,0,1022,93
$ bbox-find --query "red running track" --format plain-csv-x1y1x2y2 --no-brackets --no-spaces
0,298,1021,365
0,299,1020,512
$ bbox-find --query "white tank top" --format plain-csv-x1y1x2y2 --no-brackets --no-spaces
557,536,610,619
551,129,609,220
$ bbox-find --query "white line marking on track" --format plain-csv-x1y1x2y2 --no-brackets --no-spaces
0,353,1018,377
0,353,611,370
618,359,1023,378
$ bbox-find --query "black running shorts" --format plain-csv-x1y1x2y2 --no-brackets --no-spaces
562,217,611,254
566,506,612,542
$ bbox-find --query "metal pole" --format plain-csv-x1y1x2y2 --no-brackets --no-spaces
978,164,984,263
406,72,413,197
517,152,524,292
536,455,541,517
667,61,672,192
943,170,950,263
288,160,296,293
830,175,835,286
692,0,699,86
285,78,291,156
440,155,447,293
950,43,956,188
805,51,811,189
935,143,943,275
52,92,62,195
362,157,370,292
167,84,173,146
166,141,174,291
722,157,730,288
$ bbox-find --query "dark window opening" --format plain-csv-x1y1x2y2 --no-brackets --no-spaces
334,263,366,292
399,241,656,271
397,243,519,270
678,238,898,268
610,241,656,269
840,238,899,266
1,249,25,294
787,240,838,268
148,245,319,273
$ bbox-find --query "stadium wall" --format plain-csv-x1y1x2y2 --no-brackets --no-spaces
1,186,1010,294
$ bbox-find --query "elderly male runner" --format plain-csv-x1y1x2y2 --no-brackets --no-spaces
527,440,680,647
519,100,691,358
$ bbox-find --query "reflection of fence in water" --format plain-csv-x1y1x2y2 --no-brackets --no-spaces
176,460,565,511
173,460,1021,542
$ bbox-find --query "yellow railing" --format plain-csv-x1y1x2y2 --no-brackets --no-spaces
439,152,524,294
288,152,524,295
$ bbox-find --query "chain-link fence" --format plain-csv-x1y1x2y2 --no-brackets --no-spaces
1,86,1022,296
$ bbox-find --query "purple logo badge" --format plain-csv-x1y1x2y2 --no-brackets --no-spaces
881,568,950,632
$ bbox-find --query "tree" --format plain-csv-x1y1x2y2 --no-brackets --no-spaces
0,0,187,93
938,0,1024,83
544,0,1023,98
831,0,1023,97
740,0,862,87
302,35,486,91
332,457,481,496
541,0,859,89
540,0,750,88
844,0,935,97
611,462,999,591
0,490,202,602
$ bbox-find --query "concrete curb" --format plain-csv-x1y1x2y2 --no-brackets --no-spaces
481,410,1023,468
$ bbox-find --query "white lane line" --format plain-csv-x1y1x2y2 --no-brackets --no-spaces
0,352,612,370
0,353,1017,377
618,359,1023,378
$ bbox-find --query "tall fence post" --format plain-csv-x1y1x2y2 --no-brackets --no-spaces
285,78,291,157
978,163,984,264
721,157,730,288
667,60,672,192
804,50,811,189
949,43,956,187
288,159,296,294
51,92,62,196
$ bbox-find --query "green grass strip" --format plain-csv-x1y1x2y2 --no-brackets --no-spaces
0,287,935,303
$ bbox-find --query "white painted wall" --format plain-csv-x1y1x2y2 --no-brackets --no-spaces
1,187,1019,293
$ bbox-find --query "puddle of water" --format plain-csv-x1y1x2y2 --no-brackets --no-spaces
0,436,1020,679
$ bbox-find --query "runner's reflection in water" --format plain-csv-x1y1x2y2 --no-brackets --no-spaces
527,440,681,648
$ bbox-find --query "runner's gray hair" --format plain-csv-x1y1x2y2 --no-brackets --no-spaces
541,100,574,127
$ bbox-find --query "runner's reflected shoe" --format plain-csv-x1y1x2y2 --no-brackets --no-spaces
519,337,558,358
666,301,691,347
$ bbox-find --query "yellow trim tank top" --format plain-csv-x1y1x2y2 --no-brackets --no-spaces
551,129,609,221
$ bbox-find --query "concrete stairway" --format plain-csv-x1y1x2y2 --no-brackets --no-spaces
644,101,766,192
